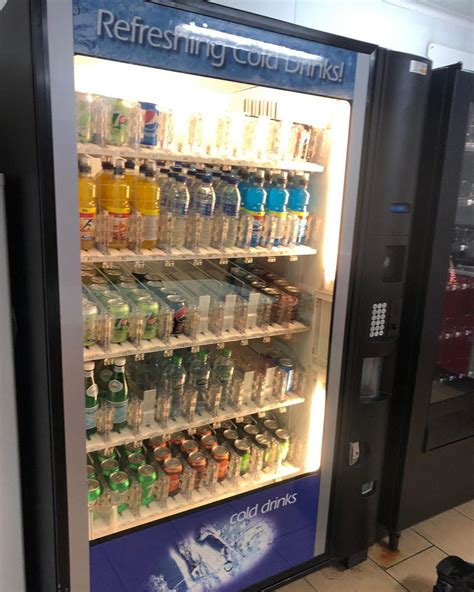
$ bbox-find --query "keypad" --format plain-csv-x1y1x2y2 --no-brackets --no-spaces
369,302,387,338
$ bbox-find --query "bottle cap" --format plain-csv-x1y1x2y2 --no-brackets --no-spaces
171,166,182,173
84,361,95,371
114,357,126,366
156,160,166,167
176,174,187,183
202,175,213,184
171,354,183,365
102,160,114,170
125,159,136,170
228,178,239,186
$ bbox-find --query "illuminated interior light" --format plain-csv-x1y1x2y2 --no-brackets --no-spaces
305,377,327,472
321,100,350,291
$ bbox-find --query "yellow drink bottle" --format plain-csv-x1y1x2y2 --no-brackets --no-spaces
95,157,114,212
101,159,131,249
123,159,138,208
78,156,97,251
134,162,160,250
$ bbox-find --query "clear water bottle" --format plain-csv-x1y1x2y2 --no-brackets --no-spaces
263,172,289,247
161,354,186,421
169,174,190,249
190,174,215,250
190,350,211,414
221,178,241,248
212,348,234,408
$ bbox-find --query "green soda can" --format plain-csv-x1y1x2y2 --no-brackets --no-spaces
100,458,120,478
127,452,146,472
124,441,144,458
108,471,130,513
96,447,116,463
234,439,251,476
274,429,290,462
136,296,159,340
136,464,157,505
106,298,130,343
107,98,128,146
87,478,101,505
82,301,99,347
76,92,92,143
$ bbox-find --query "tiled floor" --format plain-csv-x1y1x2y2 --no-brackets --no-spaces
276,500,474,592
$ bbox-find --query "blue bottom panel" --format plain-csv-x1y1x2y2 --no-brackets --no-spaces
91,473,320,592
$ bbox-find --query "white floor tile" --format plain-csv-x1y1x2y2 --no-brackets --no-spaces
306,559,406,592
387,546,447,592
412,509,474,561
455,499,474,521
275,577,317,592
369,528,432,569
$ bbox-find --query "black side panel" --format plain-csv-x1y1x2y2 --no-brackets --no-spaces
379,66,474,534
0,1,70,590
330,50,431,561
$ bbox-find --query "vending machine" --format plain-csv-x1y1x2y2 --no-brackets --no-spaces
0,1,431,590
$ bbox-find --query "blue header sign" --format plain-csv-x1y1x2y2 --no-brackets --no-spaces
73,0,357,99
90,473,321,592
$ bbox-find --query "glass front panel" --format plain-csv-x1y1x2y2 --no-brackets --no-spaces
431,103,474,404
76,54,351,542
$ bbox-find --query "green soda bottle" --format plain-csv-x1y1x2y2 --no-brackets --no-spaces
106,357,129,432
84,361,99,437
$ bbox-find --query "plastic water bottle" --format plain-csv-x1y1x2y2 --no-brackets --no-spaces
190,351,211,414
212,348,234,408
241,170,267,248
221,178,241,248
158,171,176,249
168,174,190,249
192,174,215,250
264,172,289,247
162,354,186,421
238,168,252,203
288,175,310,246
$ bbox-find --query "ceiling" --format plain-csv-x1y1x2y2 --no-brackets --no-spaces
384,0,474,22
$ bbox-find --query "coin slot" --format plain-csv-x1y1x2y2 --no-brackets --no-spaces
360,357,382,400
361,480,377,497
382,245,406,283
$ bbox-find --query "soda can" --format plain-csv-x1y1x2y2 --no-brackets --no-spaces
265,348,283,365
144,274,162,283
153,446,172,464
140,102,159,147
127,452,146,472
136,464,157,505
283,286,301,321
90,276,108,287
274,428,290,462
255,433,272,467
107,98,128,146
170,432,186,448
243,424,260,438
81,270,96,284
188,451,207,489
132,268,148,283
82,300,99,347
273,278,290,289
108,471,130,513
233,439,251,475
250,280,267,291
87,479,101,505
106,298,130,344
222,429,239,445
104,269,122,284
96,447,116,463
124,441,144,457
117,281,137,292
76,92,93,143
163,458,183,496
278,358,295,393
136,296,159,340
200,434,218,452
211,445,230,482
166,295,187,335
147,436,167,452
181,439,199,456
262,287,281,324
263,272,279,283
263,419,279,434
195,425,213,440
100,458,120,478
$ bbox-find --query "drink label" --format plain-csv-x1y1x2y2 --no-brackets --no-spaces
108,399,129,425
173,202,189,216
142,214,159,241
223,203,238,217
250,215,264,248
141,105,159,146
79,210,96,242
85,404,99,430
273,215,287,247
108,379,124,393
86,384,99,400
109,213,130,242
99,369,113,383
198,203,213,217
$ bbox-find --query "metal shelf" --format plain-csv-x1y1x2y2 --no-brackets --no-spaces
77,142,325,173
90,463,301,541
86,393,304,453
83,320,311,361
81,243,317,263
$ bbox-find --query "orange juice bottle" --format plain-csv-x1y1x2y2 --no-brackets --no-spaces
123,159,138,207
101,158,131,249
135,160,160,249
95,156,114,212
78,156,97,250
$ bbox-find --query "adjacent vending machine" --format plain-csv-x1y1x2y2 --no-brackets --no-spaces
0,1,431,590
380,65,474,547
